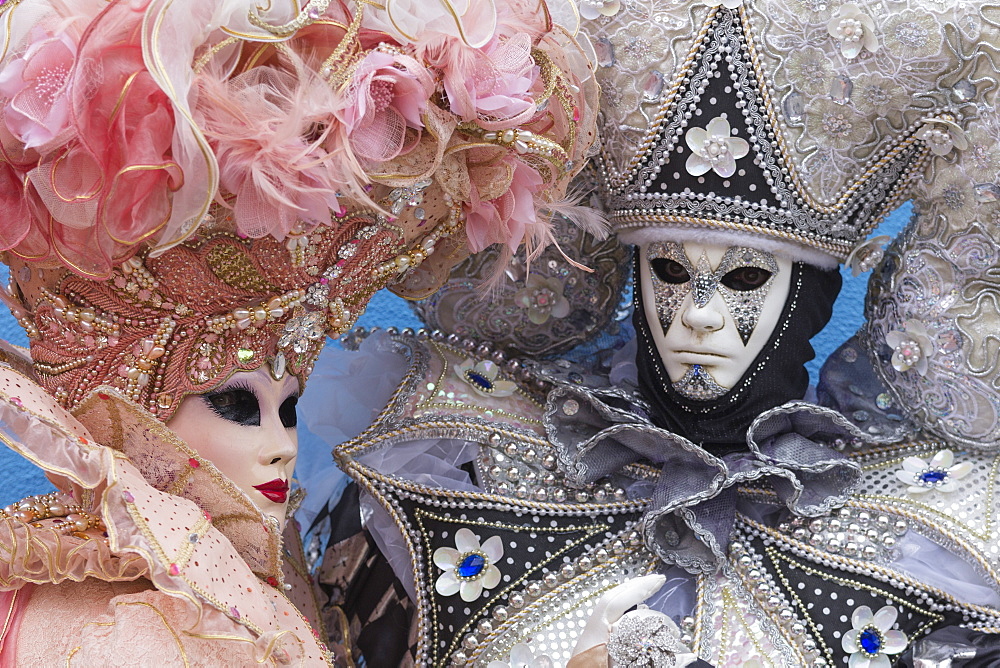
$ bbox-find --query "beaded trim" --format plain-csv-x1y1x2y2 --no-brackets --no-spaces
13,213,403,420
334,334,1000,667
334,333,653,666
340,458,647,666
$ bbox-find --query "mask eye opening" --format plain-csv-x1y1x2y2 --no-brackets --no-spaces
279,395,298,429
202,385,261,427
651,258,691,284
720,266,771,291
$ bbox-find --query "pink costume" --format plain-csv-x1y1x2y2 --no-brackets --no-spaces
0,0,597,664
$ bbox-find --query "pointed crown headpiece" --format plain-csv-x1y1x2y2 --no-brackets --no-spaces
582,3,962,265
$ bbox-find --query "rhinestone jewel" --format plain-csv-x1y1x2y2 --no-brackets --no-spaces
783,91,805,122
464,370,493,392
858,627,882,655
594,37,616,68
642,70,664,102
278,311,327,354
673,364,728,400
952,79,976,101
270,352,287,381
918,469,947,485
458,554,486,578
830,75,853,103
606,612,689,666
975,183,1000,203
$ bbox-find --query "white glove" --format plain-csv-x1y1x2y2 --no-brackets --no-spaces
571,574,666,657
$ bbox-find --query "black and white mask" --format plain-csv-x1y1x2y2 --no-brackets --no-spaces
639,241,791,400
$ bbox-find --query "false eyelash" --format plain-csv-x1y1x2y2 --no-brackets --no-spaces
207,380,302,403
211,379,256,397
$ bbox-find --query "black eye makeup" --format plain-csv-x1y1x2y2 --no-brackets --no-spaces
203,385,260,426
202,383,300,428
279,395,298,429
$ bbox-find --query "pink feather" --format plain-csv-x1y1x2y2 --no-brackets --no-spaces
196,60,369,239
537,194,609,241
494,0,549,40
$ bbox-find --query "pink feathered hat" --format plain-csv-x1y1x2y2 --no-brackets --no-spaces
0,0,599,419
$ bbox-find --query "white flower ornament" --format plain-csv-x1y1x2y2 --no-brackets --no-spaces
916,118,969,156
841,605,908,668
434,528,504,602
455,359,517,397
895,449,972,495
685,116,750,179
578,0,621,20
885,319,933,375
827,3,878,59
487,643,554,668
846,235,890,277
514,275,571,325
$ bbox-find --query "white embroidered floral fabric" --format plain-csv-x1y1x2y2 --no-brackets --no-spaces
588,1,984,202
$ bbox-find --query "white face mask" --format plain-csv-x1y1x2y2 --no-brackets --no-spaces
638,241,792,400
168,366,300,529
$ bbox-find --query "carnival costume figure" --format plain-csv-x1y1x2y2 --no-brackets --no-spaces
0,0,597,664
314,1,1000,666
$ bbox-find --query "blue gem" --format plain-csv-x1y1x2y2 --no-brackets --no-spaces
859,628,882,655
920,469,948,485
465,371,493,392
457,553,486,578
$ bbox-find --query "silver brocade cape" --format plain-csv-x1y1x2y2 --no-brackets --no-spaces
326,332,1000,667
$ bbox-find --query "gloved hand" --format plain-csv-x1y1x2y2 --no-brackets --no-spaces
569,574,699,668
571,574,666,657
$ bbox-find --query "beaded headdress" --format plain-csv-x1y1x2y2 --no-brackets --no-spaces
580,3,962,265
0,0,598,419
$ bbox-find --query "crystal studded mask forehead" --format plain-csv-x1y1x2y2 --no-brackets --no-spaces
646,242,779,345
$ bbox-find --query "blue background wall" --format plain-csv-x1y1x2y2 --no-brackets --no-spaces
0,204,910,505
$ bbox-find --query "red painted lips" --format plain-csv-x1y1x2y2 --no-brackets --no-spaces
253,479,289,503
